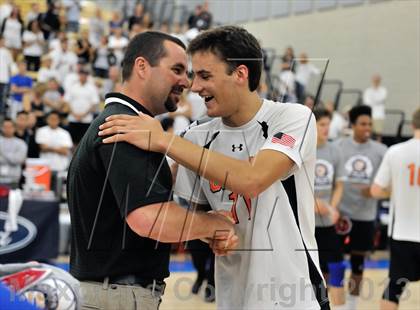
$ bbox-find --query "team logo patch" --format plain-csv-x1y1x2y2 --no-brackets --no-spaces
271,132,295,148
315,159,334,190
344,155,373,183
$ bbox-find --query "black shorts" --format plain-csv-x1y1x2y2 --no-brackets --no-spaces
315,226,343,272
389,239,420,282
340,220,375,252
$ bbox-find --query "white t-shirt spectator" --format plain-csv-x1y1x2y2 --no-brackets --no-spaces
63,72,95,94
0,46,14,83
108,35,129,65
35,126,73,172
37,67,60,83
64,81,100,123
363,86,387,120
296,63,320,87
50,49,78,83
328,111,348,140
22,30,44,57
2,18,22,49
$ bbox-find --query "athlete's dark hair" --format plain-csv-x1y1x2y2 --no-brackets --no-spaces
313,108,332,121
349,105,372,125
121,31,186,82
188,26,262,92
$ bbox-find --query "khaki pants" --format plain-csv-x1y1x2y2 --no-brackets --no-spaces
80,280,162,310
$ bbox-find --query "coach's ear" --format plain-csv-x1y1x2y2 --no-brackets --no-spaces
133,56,150,80
234,64,249,88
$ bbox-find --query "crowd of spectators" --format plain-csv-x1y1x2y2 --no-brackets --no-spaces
0,0,387,192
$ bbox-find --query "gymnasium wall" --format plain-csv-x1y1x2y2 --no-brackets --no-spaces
239,0,419,125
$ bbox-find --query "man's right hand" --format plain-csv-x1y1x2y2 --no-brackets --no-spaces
204,210,239,256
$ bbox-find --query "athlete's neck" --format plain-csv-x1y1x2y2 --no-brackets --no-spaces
222,92,262,127
317,138,327,147
414,129,420,139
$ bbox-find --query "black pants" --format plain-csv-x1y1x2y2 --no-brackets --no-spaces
188,239,215,286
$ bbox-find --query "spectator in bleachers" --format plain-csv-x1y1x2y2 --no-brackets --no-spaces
48,30,66,53
100,66,121,99
108,26,128,66
0,35,14,115
14,110,39,158
0,118,27,188
63,59,95,94
39,2,60,40
64,67,99,144
363,74,387,140
159,21,170,34
92,36,111,78
128,3,145,31
50,37,78,83
0,0,13,27
141,12,153,30
75,30,92,64
22,20,45,72
1,5,23,60
9,60,32,120
295,52,320,103
282,46,295,68
88,8,106,48
37,55,60,83
109,11,124,36
29,87,46,127
26,111,41,158
278,61,297,103
128,22,144,39
169,93,192,134
62,0,81,33
303,94,316,110
42,78,65,114
25,2,41,26
188,3,212,31
325,101,349,141
36,111,73,172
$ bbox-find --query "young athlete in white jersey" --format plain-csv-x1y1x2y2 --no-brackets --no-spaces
371,108,420,310
98,26,329,309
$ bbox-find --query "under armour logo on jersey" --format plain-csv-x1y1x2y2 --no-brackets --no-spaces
232,144,243,152
258,121,269,139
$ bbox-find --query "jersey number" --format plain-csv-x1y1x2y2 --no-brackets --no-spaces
209,180,252,224
408,163,420,186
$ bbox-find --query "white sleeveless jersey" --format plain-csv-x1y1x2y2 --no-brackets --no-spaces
175,100,323,309
374,138,420,242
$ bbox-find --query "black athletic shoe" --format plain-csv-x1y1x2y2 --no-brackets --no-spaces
191,277,203,294
204,284,215,302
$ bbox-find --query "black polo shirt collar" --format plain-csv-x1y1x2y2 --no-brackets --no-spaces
104,92,153,116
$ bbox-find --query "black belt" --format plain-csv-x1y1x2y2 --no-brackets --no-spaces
107,275,166,294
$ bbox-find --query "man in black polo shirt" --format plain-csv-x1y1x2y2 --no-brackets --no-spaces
67,32,237,310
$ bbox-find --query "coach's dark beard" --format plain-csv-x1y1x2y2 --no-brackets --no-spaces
164,95,177,112
164,86,183,112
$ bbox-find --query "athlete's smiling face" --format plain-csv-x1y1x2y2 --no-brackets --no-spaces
190,51,243,118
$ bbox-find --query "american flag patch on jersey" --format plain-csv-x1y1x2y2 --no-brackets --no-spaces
271,132,296,148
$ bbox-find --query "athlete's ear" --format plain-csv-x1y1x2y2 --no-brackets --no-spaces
133,56,150,79
234,64,249,87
